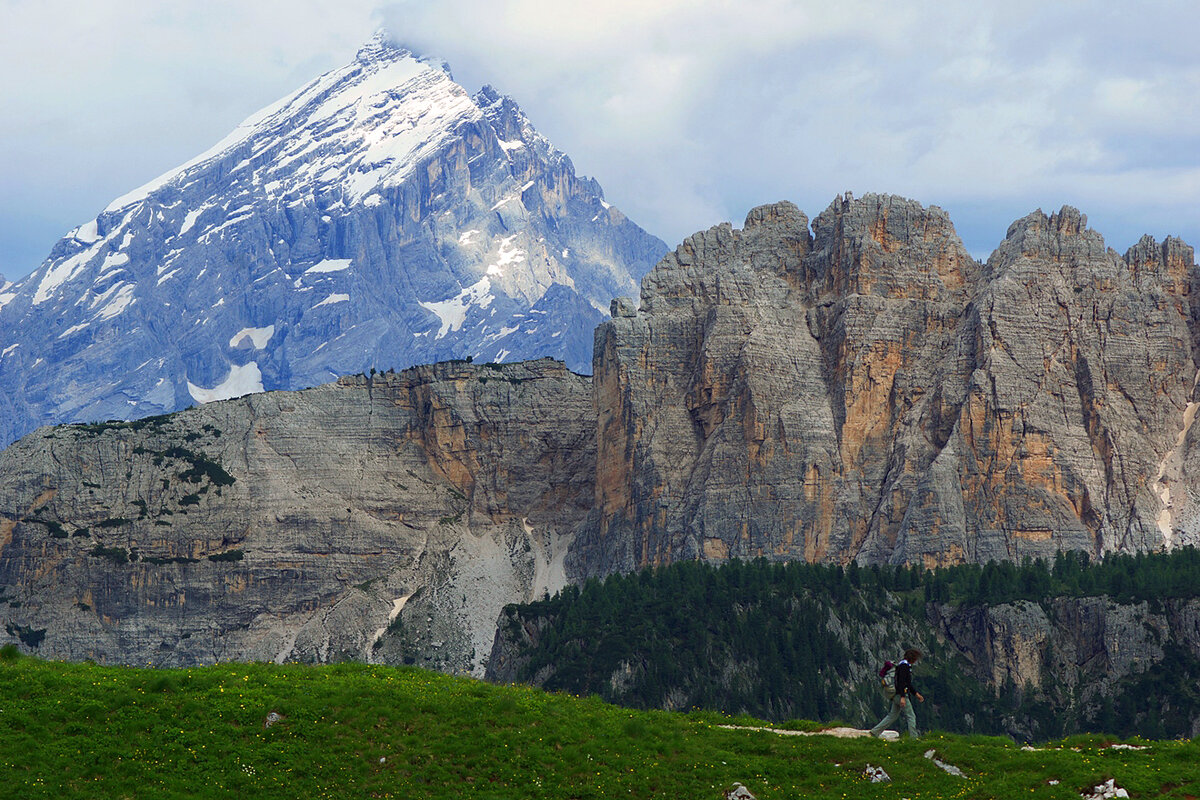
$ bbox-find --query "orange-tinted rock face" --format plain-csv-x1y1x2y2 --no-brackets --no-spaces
568,194,1200,578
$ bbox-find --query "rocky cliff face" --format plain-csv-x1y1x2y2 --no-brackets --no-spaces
931,596,1200,738
3,192,1198,673
569,194,1200,577
932,597,1173,699
0,359,592,673
0,33,666,448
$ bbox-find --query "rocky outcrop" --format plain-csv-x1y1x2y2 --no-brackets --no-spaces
0,359,592,673
904,209,1198,567
929,596,1200,738
932,597,1171,696
569,194,1200,577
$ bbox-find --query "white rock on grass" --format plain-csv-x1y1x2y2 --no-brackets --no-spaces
724,782,756,800
863,765,891,783
1083,778,1130,799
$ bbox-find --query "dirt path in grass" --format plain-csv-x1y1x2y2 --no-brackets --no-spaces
718,725,874,738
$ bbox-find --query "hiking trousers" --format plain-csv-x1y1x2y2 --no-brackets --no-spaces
870,695,918,738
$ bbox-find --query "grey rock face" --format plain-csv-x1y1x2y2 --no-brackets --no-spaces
931,596,1180,724
900,208,1197,567
0,358,593,673
0,33,666,448
570,194,1200,578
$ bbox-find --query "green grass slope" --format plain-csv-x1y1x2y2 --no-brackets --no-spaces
1,650,1198,799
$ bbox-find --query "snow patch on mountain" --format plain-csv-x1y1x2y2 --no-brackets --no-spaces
421,278,494,339
31,213,135,306
188,362,265,403
487,235,526,277
305,56,427,124
179,207,205,235
93,284,135,320
304,259,352,274
58,323,88,339
100,253,130,273
73,220,100,243
313,293,350,309
230,326,275,350
33,249,94,305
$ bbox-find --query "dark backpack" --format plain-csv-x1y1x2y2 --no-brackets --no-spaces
878,661,896,700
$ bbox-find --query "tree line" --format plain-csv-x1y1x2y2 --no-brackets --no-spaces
496,547,1200,739
509,558,857,722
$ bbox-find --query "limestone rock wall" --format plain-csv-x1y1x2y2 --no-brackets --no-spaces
569,194,1200,578
901,209,1198,567
0,359,593,673
930,597,1200,735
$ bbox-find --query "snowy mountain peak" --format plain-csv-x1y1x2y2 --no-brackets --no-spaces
0,33,667,448
474,84,506,108
356,28,406,62
357,29,452,77
97,40,469,221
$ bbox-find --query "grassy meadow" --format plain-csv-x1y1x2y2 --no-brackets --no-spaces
1,648,1197,799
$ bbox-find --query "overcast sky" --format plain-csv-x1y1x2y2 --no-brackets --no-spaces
2,0,1198,280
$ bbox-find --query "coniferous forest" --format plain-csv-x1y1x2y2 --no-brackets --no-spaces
491,549,1200,741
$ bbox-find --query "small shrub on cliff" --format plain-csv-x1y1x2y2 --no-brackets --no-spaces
26,519,68,538
90,545,129,564
4,624,45,648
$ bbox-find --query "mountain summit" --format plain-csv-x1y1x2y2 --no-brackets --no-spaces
0,32,666,447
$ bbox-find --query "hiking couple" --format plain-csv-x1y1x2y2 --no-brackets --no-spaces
870,648,924,739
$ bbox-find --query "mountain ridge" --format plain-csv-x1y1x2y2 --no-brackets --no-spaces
0,31,667,448
1,192,1197,678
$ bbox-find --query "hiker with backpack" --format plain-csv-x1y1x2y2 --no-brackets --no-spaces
869,649,924,739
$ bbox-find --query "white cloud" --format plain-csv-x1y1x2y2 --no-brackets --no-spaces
1,0,1198,278
380,0,1200,252
0,0,385,277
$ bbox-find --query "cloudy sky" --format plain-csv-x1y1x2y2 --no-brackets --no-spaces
2,0,1198,280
